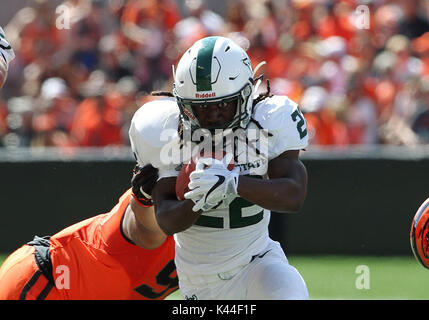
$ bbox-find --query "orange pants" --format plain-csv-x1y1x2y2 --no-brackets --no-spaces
0,245,61,300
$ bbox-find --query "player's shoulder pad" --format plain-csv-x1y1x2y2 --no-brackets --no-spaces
252,95,300,130
129,97,180,148
252,95,308,155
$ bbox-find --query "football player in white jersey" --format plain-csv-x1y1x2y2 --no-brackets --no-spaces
129,36,309,300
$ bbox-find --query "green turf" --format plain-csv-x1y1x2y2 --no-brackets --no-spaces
288,255,429,300
2,254,428,300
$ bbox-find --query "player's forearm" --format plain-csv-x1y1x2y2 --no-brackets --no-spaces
154,199,201,235
130,197,163,233
237,176,306,213
124,198,167,249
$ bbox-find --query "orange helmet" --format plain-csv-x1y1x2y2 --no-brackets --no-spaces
410,198,429,269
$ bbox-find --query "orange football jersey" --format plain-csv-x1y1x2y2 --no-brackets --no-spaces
0,189,178,300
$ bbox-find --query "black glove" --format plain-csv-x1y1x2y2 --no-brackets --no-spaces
131,164,159,207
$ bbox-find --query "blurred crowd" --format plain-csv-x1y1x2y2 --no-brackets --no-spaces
1,0,429,148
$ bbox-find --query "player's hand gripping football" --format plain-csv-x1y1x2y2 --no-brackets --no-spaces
131,164,159,207
184,153,240,212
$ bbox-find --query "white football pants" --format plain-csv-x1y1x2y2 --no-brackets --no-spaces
178,239,309,300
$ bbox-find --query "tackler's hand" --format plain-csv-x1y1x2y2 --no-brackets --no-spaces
131,164,159,207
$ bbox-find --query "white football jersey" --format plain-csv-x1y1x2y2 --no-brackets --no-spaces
129,94,308,276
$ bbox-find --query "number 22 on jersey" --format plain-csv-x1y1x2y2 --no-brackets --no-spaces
194,176,264,229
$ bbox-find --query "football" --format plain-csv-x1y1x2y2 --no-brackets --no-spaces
410,197,429,269
175,150,234,200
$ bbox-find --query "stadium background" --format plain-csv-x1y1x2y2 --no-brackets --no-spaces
1,0,429,299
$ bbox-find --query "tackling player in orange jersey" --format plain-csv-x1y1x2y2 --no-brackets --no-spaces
0,165,178,300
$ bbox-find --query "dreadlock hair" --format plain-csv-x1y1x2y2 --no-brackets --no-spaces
150,91,174,97
252,78,273,107
249,79,273,137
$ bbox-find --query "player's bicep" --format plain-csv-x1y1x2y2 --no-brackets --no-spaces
268,150,308,187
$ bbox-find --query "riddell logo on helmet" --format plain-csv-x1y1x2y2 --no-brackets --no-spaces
195,92,216,98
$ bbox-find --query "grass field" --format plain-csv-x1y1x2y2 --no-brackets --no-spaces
2,254,428,300
288,255,429,300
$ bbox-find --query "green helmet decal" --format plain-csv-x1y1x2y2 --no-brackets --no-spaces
195,36,218,92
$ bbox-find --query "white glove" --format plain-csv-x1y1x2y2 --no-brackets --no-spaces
0,27,15,65
184,154,240,212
